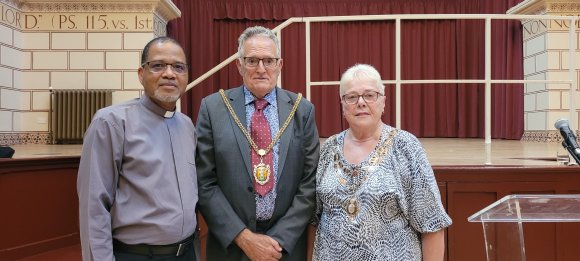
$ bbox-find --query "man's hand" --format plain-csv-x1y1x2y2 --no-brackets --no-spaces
234,229,283,261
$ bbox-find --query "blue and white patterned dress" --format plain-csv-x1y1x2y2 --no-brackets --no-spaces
312,124,452,261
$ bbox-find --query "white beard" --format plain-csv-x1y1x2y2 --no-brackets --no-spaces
153,89,180,103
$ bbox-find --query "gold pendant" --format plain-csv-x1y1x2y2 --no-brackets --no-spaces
347,198,358,216
253,157,271,185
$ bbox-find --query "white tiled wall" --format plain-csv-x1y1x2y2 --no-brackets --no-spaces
51,33,86,50
16,111,48,132
524,56,536,75
546,32,571,50
1,46,28,68
124,33,155,49
32,91,50,110
522,15,580,132
0,24,13,45
16,71,50,89
87,33,123,49
526,34,546,56
560,51,580,70
0,110,12,131
547,71,574,89
123,71,142,89
1,88,19,110
527,111,547,130
113,90,141,104
0,20,17,133
106,52,140,69
535,52,549,72
16,33,50,49
0,67,13,87
0,1,172,144
525,72,546,93
88,72,123,90
524,93,536,111
547,50,560,70
33,52,68,69
51,72,87,89
548,111,576,128
19,91,31,111
536,91,549,110
70,52,104,69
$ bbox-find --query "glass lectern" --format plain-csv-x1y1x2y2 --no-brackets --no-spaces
468,194,580,261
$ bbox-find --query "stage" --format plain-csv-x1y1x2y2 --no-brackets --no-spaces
8,138,571,166
422,138,569,166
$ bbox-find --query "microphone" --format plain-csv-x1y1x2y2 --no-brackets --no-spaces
554,118,580,165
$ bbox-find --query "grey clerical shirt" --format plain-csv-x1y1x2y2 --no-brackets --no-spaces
77,95,198,261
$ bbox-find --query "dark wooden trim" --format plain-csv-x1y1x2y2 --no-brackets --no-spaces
435,165,580,182
0,157,80,174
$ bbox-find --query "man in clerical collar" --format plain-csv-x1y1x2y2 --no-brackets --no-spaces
77,37,200,261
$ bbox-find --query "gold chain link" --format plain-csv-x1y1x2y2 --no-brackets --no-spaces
219,89,302,155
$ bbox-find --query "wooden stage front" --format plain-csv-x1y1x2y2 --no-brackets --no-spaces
1,138,579,261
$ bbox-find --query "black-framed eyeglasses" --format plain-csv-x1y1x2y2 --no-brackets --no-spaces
141,61,188,74
242,57,280,68
341,91,383,105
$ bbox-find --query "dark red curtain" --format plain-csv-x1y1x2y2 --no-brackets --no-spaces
169,0,524,139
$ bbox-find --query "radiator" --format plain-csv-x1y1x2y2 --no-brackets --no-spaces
50,89,112,144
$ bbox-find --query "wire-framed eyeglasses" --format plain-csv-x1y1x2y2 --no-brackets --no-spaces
342,91,383,105
141,61,188,74
242,57,280,68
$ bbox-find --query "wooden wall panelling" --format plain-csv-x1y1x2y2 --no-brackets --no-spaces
0,157,80,260
439,166,580,261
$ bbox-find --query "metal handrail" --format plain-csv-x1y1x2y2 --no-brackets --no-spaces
186,13,578,146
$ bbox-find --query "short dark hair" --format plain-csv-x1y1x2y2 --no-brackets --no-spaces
141,37,183,65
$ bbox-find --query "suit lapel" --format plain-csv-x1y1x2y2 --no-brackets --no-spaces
227,87,252,177
276,89,294,179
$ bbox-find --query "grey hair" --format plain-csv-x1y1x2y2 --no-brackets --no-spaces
237,26,281,59
339,64,385,96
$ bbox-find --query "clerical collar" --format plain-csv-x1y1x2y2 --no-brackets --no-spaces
141,95,176,118
164,111,175,118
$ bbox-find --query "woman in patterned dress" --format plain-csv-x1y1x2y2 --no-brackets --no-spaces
312,64,452,261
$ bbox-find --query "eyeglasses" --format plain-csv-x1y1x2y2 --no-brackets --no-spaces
242,57,280,68
342,91,383,105
141,61,188,74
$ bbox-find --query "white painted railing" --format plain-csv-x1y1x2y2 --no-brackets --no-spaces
186,14,578,146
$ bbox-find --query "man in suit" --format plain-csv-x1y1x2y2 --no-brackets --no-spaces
196,26,320,260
